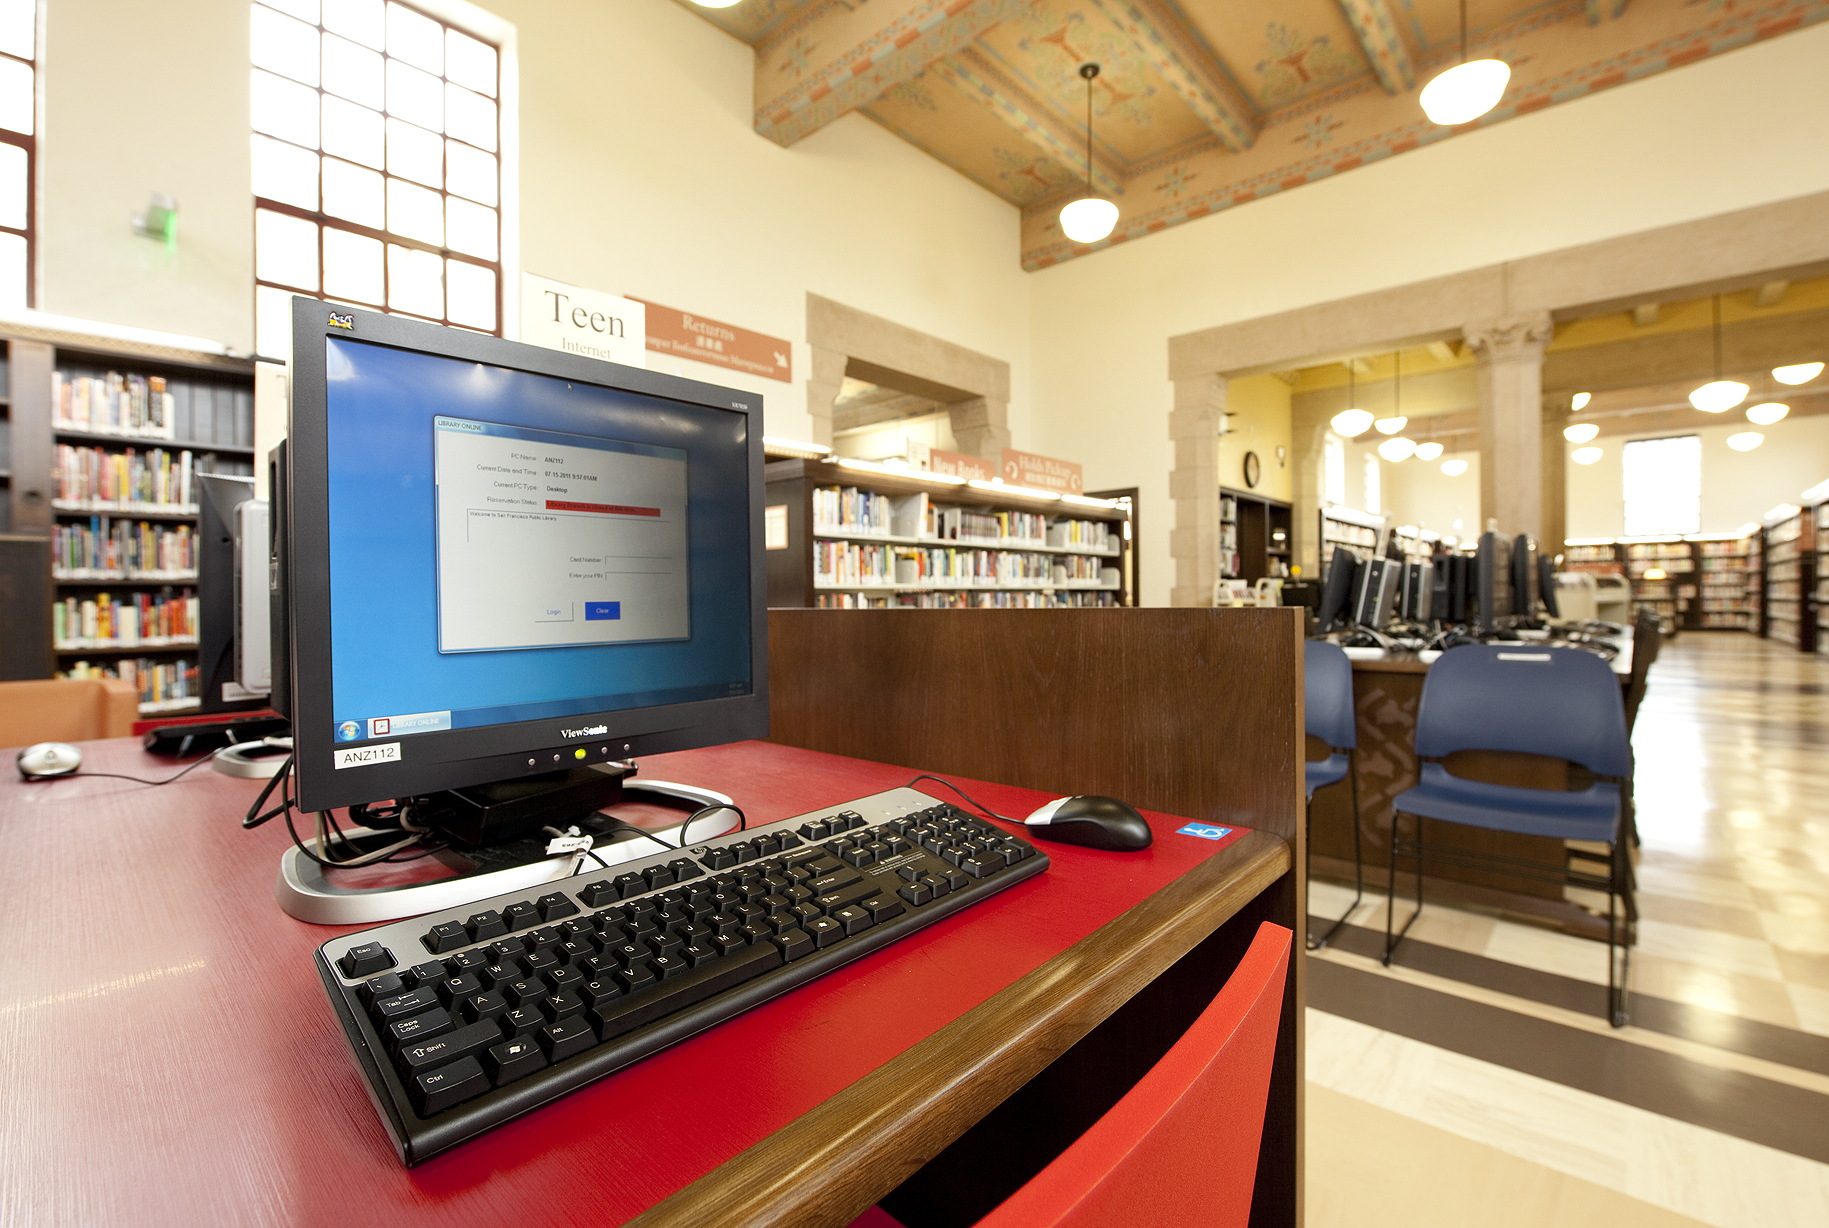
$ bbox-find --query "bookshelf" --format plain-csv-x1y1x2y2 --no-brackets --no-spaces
1748,530,1765,636
764,458,1131,609
1818,503,1829,656
1219,487,1291,582
1695,537,1757,630
1762,508,1812,651
1319,504,1382,562
1562,535,1759,632
2,330,255,713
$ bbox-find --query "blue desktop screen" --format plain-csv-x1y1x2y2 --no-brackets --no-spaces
322,336,752,744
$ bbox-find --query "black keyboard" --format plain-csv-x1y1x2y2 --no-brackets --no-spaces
316,786,1048,1164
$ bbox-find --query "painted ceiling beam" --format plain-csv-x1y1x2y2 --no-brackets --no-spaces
1085,0,1258,152
752,0,1036,147
1587,0,1629,24
1336,0,1415,94
931,49,1128,197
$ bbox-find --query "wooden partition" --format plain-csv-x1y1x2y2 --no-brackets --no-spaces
767,607,1305,1228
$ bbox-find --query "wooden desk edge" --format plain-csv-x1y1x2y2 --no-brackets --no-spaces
625,830,1293,1228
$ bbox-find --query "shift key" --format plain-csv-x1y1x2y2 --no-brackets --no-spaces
397,1020,504,1076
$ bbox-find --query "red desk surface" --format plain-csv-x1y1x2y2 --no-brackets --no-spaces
0,738,1256,1226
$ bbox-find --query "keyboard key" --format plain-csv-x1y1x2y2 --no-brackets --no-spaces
461,992,508,1025
485,1036,547,1086
413,1055,489,1115
398,1020,502,1076
373,985,439,1022
615,963,658,995
831,904,873,936
521,950,560,976
961,856,1001,878
667,858,703,881
541,1018,597,1062
813,880,878,915
643,866,676,889
389,1008,453,1050
710,933,748,956
798,820,829,839
807,866,862,895
593,940,786,1041
861,895,906,924
806,916,845,948
340,941,397,977
421,923,466,955
579,977,622,1010
539,991,585,1023
466,910,509,941
612,873,646,899
502,1006,542,1036
681,942,719,968
898,883,933,906
436,974,482,1007
738,921,774,944
503,901,539,930
577,881,618,907
649,953,688,981
701,847,736,870
537,893,579,921
544,966,585,992
525,927,564,953
499,978,546,1008
445,950,489,974
360,972,405,1005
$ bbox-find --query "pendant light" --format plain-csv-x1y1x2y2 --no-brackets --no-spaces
1442,459,1469,476
1059,64,1118,244
1746,402,1789,426
1420,0,1510,125
1374,350,1408,434
1727,432,1764,451
1415,441,1444,461
1689,295,1748,412
1331,363,1373,437
1564,422,1599,443
1773,362,1823,385
1377,436,1417,461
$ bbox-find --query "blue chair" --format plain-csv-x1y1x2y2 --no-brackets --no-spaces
1384,645,1634,1026
1304,641,1361,950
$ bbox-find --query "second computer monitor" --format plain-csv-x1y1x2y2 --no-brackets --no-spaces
1538,553,1561,619
1511,534,1541,617
1316,545,1359,633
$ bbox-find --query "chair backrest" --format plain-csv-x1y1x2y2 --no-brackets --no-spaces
0,678,140,749
1622,610,1661,735
1414,645,1630,777
973,923,1292,1228
1303,640,1356,750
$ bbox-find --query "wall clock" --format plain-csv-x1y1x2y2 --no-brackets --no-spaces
1243,450,1261,489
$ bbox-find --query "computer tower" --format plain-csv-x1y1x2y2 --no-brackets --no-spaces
1430,560,1451,624
1447,554,1470,624
1353,557,1397,628
1405,560,1433,622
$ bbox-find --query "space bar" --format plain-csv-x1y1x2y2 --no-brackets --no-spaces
594,942,786,1040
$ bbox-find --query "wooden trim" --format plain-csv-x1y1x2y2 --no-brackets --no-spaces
625,831,1291,1228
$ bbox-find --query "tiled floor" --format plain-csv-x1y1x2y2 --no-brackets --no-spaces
1303,633,1829,1227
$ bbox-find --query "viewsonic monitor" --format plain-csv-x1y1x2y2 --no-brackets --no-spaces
1511,534,1541,618
1539,554,1561,619
275,300,768,819
1476,532,1514,634
1316,546,1359,633
195,473,268,714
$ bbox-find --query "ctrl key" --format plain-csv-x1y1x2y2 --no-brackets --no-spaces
413,1056,490,1116
485,1036,548,1087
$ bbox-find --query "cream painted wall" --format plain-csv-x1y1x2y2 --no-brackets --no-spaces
1379,447,1482,544
1218,374,1291,502
1029,25,1829,606
1565,418,1829,540
36,0,1034,447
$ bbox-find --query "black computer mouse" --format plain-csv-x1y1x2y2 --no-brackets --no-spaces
1021,795,1153,852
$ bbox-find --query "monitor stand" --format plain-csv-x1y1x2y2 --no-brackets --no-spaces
274,777,739,925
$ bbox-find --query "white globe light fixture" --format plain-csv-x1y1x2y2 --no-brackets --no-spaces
1571,446,1603,465
1058,64,1117,245
1727,432,1764,452
1773,362,1824,385
1331,408,1373,437
1374,416,1408,435
691,0,742,7
1377,437,1417,462
1690,295,1748,412
1441,459,1469,476
1571,392,1591,410
1420,2,1509,125
1414,441,1444,461
1563,423,1599,443
1746,402,1789,426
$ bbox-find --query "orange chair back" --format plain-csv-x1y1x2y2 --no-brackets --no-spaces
0,678,140,749
974,921,1292,1228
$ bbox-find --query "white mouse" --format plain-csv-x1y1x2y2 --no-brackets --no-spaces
17,742,83,779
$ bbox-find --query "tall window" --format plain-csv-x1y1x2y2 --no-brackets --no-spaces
0,0,36,308
1622,435,1701,536
1362,452,1380,518
251,0,501,360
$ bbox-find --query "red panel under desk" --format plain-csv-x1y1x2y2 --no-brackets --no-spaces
0,737,1249,1226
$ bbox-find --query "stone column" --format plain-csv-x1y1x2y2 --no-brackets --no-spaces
1288,407,1331,578
1169,373,1225,606
1463,312,1553,540
805,346,846,448
947,396,1011,461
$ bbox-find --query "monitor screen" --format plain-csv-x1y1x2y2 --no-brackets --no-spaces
1316,546,1358,632
279,301,767,814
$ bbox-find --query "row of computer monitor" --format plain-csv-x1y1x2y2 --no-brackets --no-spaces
1317,531,1557,635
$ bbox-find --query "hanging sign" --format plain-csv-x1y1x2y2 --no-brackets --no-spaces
632,299,793,383
929,449,995,481
1002,448,1083,494
521,273,647,368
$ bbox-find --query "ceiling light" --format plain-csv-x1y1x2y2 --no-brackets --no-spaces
1374,416,1407,435
1414,441,1444,461
1727,432,1764,452
1059,64,1117,244
1572,446,1603,465
1377,437,1416,461
1772,362,1823,385
1420,2,1509,125
1571,392,1591,411
693,0,742,6
1690,294,1747,412
1441,459,1469,476
1331,408,1373,437
1745,402,1789,426
1563,423,1599,443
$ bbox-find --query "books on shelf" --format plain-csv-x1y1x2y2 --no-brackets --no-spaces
60,656,200,711
53,371,177,439
52,518,195,578
52,588,199,649
813,589,1119,609
54,445,194,510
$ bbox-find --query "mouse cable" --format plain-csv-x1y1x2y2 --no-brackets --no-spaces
66,754,217,788
904,774,1013,824
676,802,746,849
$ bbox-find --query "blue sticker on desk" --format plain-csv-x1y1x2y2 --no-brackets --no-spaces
1176,823,1234,841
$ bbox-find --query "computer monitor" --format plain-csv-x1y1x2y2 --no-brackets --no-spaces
195,473,269,714
1511,534,1540,618
275,300,767,825
1476,531,1514,634
1538,554,1561,619
1316,545,1359,633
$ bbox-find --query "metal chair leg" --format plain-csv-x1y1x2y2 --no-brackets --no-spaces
1383,810,1423,966
1609,836,1630,1028
1309,753,1365,951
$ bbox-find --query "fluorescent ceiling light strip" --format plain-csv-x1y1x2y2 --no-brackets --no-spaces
1801,478,1829,503
0,308,232,355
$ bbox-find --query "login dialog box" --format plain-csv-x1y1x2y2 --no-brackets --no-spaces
433,416,690,652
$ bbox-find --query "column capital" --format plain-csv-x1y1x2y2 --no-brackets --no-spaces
1462,311,1554,362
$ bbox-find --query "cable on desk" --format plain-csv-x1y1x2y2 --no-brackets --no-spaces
677,802,746,849
905,774,1015,824
68,754,216,787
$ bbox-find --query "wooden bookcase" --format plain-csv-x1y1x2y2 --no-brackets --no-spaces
1562,535,1759,633
1219,487,1291,581
1763,508,1814,651
1,329,256,713
764,458,1132,609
